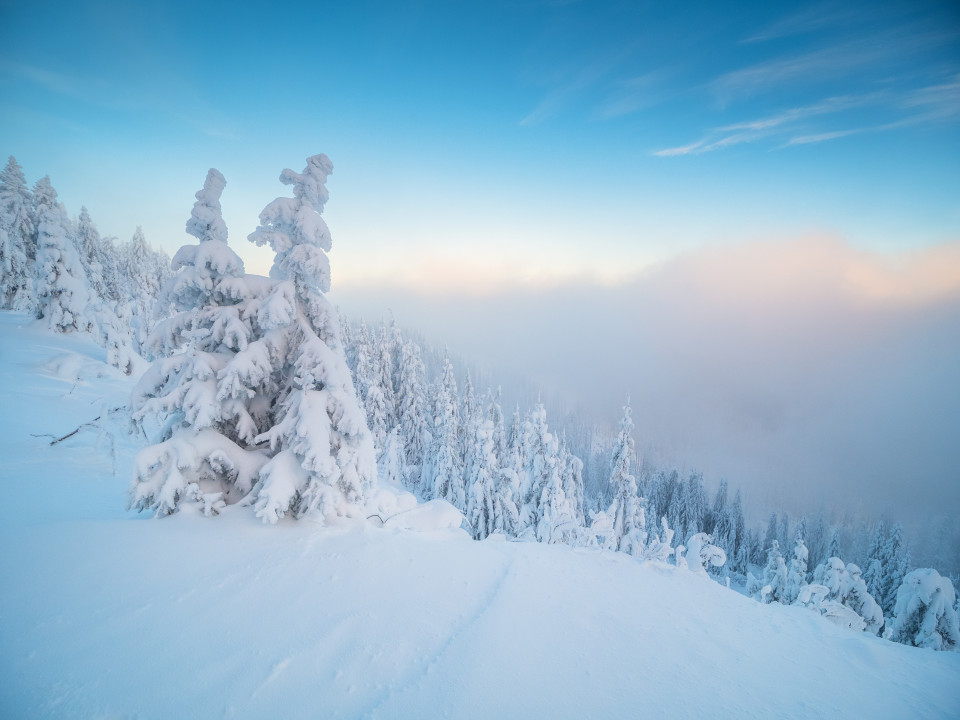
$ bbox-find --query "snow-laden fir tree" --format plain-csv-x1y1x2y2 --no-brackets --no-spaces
880,524,909,617
75,207,108,302
395,338,430,486
710,478,729,538
121,226,166,347
32,176,90,333
763,512,778,553
379,427,408,489
559,436,585,526
777,514,791,555
518,403,558,533
226,154,376,522
603,400,646,556
685,472,708,538
889,569,959,651
828,527,843,561
535,449,578,545
129,168,269,515
0,156,35,310
667,475,688,543
371,324,397,434
785,531,809,604
755,540,788,604
423,363,464,510
726,489,747,578
486,388,507,471
647,470,676,527
465,419,498,539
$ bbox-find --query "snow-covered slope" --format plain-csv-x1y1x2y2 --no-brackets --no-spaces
1,312,958,719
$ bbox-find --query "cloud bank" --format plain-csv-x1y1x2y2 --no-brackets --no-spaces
334,236,960,524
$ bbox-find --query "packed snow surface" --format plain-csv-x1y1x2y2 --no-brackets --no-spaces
1,313,958,719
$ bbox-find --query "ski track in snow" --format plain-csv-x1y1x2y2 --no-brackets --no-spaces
363,551,516,718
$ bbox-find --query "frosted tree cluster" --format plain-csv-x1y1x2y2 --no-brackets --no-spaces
130,157,375,523
0,156,172,371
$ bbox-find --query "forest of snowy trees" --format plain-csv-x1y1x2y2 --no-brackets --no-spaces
1,153,957,652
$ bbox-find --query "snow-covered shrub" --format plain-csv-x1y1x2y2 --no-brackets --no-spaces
800,557,884,635
889,569,959,651
683,532,727,574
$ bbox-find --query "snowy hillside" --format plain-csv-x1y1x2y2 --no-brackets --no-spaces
1,313,958,719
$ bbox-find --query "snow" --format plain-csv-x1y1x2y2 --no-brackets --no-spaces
1,312,959,719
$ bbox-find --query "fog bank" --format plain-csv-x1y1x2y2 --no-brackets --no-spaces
333,237,960,524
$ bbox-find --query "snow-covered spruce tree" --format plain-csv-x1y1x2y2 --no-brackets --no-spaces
785,531,809,604
518,402,557,533
129,168,270,515
395,338,430,484
423,368,465,511
0,157,35,310
755,540,788,604
32,176,91,333
667,475,688,544
889,569,959,651
828,527,843,561
710,478,729,538
763,512,779,553
604,400,647,556
685,472,708,538
466,419,498,539
880,524,909,617
487,388,507,471
559,436,585,527
230,154,376,522
535,452,578,545
75,207,109,302
379,427,408,489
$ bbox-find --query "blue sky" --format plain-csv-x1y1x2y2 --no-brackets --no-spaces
2,0,958,288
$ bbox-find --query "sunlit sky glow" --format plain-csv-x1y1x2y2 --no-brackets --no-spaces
2,0,958,293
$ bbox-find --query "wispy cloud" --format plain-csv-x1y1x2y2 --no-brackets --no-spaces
783,128,864,147
657,73,960,157
654,94,877,156
743,3,858,44
777,76,960,148
714,25,957,107
520,43,639,126
713,42,884,107
0,60,115,103
1,57,242,140
596,70,668,120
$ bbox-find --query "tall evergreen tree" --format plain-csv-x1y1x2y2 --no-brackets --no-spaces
32,176,90,333
129,168,270,515
605,400,646,556
226,154,376,522
466,419,499,540
395,338,430,483
0,156,34,310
